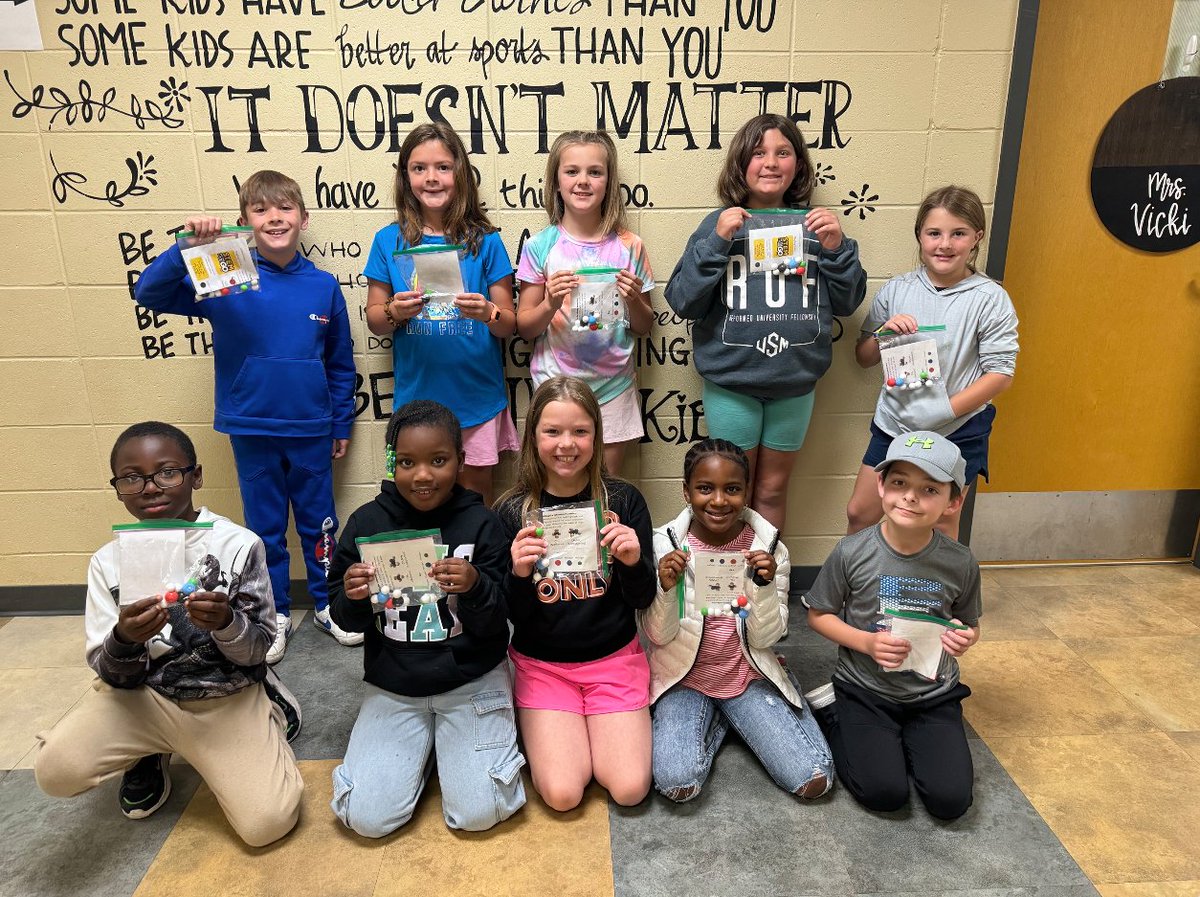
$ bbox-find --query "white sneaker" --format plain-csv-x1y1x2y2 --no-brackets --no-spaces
266,613,292,665
803,682,836,710
313,607,364,646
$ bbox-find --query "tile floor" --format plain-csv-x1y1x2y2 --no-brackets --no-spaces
0,563,1195,897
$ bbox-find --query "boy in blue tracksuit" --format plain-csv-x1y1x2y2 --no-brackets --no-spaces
135,170,360,663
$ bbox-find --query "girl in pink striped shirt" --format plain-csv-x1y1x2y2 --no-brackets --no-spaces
639,439,832,802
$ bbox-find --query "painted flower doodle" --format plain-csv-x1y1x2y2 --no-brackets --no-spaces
814,162,836,185
157,78,190,114
840,184,879,220
50,151,159,208
4,70,186,130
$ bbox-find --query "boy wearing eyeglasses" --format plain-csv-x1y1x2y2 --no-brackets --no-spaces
33,421,305,847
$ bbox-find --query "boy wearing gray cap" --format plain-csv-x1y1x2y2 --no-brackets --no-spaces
803,431,981,819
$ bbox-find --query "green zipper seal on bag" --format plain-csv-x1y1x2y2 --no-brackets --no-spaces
747,208,809,215
112,520,214,532
355,528,441,545
875,324,948,336
392,244,465,256
176,226,253,238
575,266,622,275
884,609,968,630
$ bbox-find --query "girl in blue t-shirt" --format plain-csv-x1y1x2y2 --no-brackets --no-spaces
364,122,518,505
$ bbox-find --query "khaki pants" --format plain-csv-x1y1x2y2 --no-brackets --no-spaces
35,679,304,847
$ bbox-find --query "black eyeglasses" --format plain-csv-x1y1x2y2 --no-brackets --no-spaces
109,466,196,495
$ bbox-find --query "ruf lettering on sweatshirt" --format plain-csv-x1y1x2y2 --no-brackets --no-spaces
724,254,793,310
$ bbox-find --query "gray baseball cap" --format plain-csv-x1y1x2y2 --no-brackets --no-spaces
874,431,967,489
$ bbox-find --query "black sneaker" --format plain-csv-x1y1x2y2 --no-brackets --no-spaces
264,668,302,743
119,753,171,820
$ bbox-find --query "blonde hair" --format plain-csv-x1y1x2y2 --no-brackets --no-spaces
393,123,495,255
238,170,306,219
915,185,987,271
717,114,815,209
498,376,608,520
543,130,628,235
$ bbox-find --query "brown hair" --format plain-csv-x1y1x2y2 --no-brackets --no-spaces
238,170,306,219
498,376,608,520
717,114,815,208
543,130,628,235
393,123,495,255
914,185,987,271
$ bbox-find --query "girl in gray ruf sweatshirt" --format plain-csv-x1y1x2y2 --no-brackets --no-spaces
664,113,867,531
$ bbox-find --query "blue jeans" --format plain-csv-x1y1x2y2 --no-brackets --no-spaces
331,664,526,835
652,679,833,800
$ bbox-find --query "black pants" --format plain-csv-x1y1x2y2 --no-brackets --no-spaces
821,678,973,820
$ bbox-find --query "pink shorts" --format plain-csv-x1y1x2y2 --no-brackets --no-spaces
509,638,650,715
462,407,520,467
600,384,645,444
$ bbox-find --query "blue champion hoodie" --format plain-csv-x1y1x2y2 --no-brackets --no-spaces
135,242,357,439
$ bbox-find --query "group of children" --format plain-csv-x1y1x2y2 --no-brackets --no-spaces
32,110,1018,843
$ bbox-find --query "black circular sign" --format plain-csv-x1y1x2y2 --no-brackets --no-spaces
1090,77,1199,253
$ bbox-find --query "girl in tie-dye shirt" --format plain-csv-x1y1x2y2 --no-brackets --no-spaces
516,131,655,473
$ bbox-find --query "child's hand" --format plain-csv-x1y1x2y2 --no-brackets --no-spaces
744,549,776,582
343,562,375,602
869,631,912,669
384,291,424,325
114,597,168,644
511,525,547,578
600,515,642,566
941,620,979,657
432,557,479,594
658,548,688,591
716,207,751,240
183,215,223,243
545,271,579,310
453,292,493,322
804,207,844,251
331,438,349,460
614,269,644,302
878,313,919,335
186,590,233,631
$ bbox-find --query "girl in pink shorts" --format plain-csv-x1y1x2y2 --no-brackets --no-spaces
496,376,657,812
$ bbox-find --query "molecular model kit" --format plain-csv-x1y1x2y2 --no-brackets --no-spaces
176,226,260,301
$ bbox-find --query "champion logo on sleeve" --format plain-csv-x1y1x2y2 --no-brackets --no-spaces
309,314,330,325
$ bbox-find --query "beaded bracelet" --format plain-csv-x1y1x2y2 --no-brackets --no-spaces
382,299,399,329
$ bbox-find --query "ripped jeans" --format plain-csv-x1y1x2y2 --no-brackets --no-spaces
331,664,526,836
651,679,833,801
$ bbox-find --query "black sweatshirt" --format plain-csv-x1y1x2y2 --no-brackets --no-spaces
496,478,656,663
329,482,510,697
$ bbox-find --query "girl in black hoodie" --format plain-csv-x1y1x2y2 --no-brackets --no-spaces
328,401,525,836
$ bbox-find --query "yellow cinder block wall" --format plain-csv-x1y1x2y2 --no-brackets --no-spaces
0,0,1018,588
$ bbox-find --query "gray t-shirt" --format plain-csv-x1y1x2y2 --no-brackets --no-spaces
803,525,982,703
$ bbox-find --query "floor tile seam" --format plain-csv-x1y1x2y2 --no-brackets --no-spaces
1052,637,1179,732
965,725,1157,894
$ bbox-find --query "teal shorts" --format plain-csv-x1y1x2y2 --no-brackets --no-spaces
701,381,815,452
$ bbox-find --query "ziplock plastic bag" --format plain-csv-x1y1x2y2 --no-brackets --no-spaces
175,226,259,301
570,266,626,331
528,500,610,580
394,244,466,321
878,325,946,391
355,528,448,611
114,520,214,606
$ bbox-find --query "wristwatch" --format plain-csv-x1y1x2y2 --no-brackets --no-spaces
488,303,501,323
